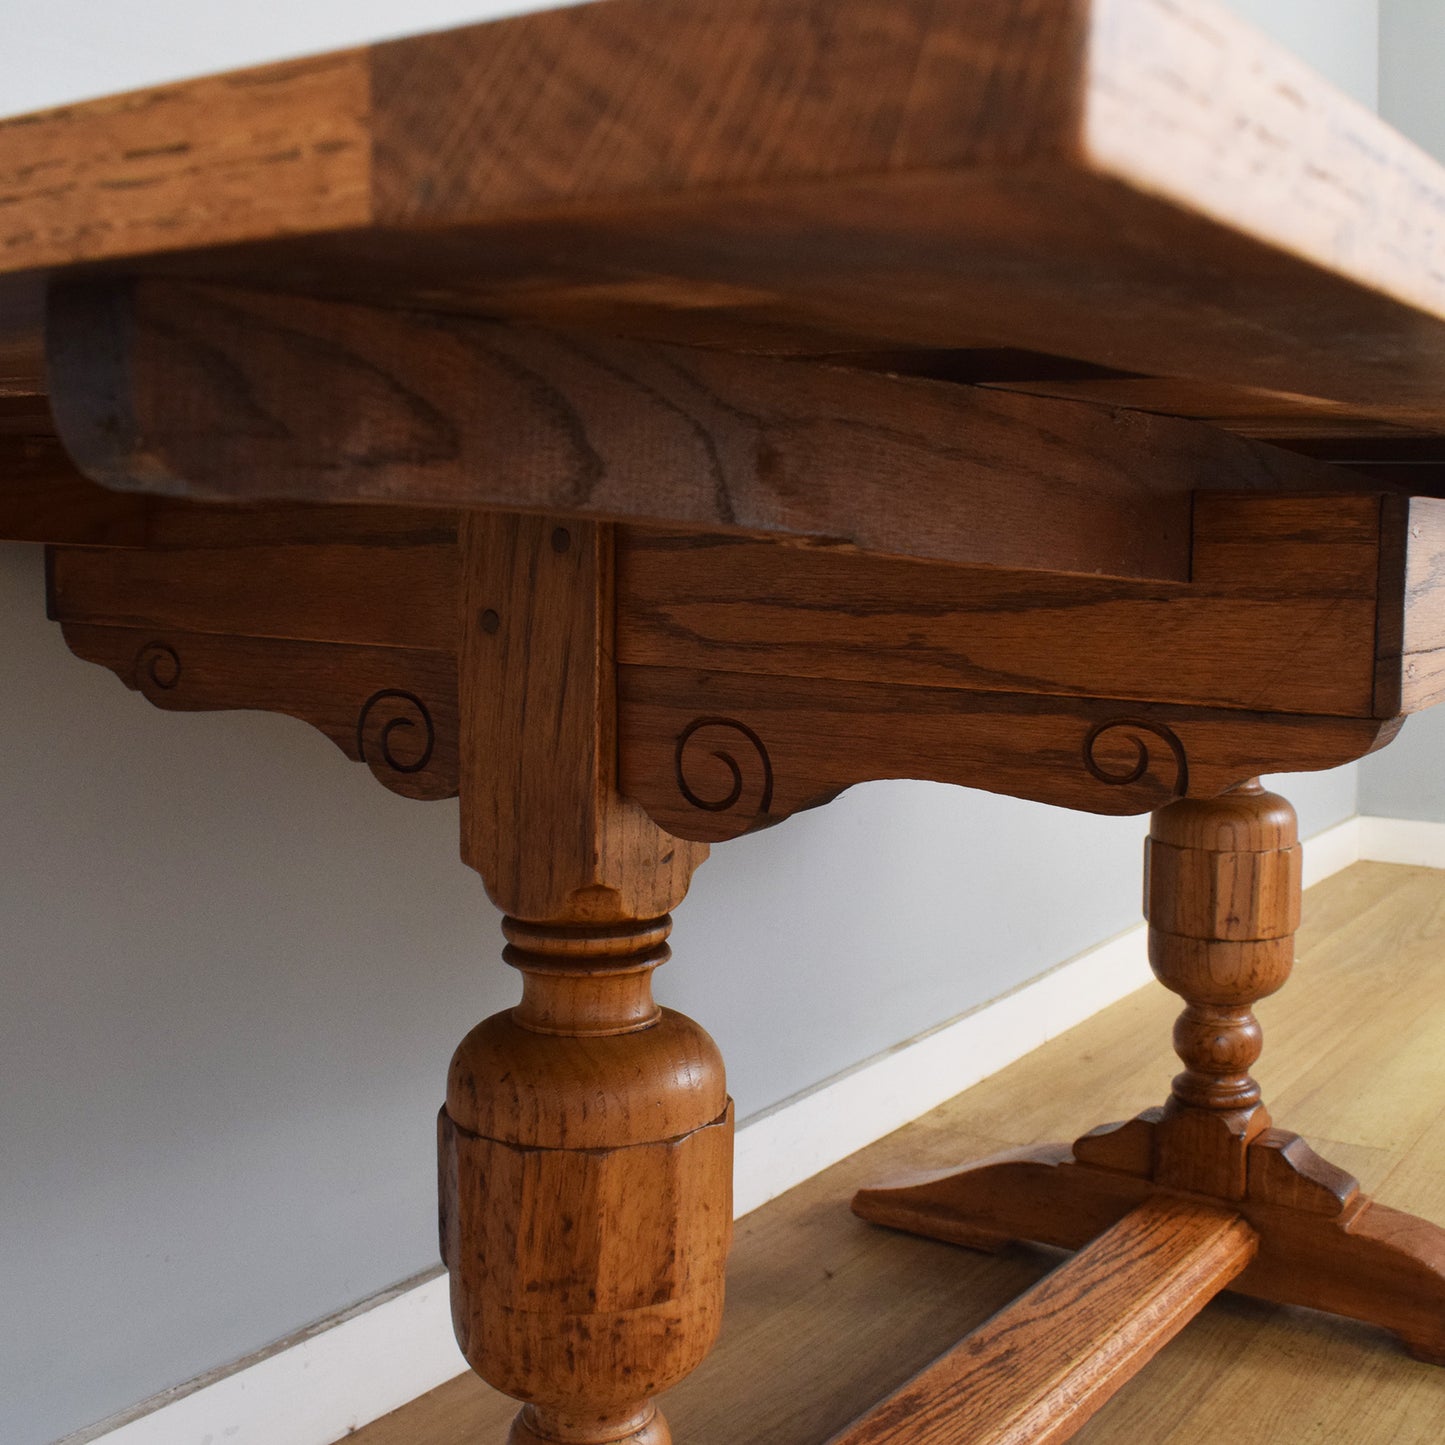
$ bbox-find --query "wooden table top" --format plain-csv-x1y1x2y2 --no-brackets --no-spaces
2,0,1445,488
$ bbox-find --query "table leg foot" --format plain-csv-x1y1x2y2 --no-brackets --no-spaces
852,1141,1128,1252
848,782,1442,1442
857,1116,1445,1362
509,1402,671,1445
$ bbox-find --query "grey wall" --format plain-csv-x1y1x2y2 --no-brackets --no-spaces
0,0,1399,1440
1227,0,1380,107
1359,1,1445,825
1361,710,1445,820
1381,1,1445,162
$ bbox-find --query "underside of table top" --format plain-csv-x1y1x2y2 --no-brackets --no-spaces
2,0,1445,488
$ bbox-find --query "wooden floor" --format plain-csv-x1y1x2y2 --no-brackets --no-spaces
356,862,1445,1445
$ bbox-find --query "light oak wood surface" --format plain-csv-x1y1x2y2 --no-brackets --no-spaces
6,0,1445,475
444,515,726,1444
827,1198,1258,1445
849,783,1443,1440
350,861,1445,1445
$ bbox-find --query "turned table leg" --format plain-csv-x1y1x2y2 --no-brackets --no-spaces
850,779,1444,1439
1138,777,1298,1197
442,512,727,1441
440,913,731,1443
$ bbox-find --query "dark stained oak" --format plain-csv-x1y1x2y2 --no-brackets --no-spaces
43,281,1387,581
60,622,459,801
0,436,148,545
0,395,150,543
44,503,464,802
48,536,458,653
617,497,1408,720
4,1,1445,455
47,487,1445,838
617,668,1399,841
8,4,1445,1438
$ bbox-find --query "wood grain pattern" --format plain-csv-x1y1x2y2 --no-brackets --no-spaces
618,666,1399,840
1380,497,1445,714
6,0,1445,448
0,434,148,544
44,280,1383,581
43,504,464,800
446,515,726,1444
617,499,1392,720
829,1198,1256,1445
0,51,369,273
60,622,458,800
44,486,1433,842
982,375,1439,438
458,512,705,922
43,484,1437,846
852,1129,1445,1368
367,0,1083,221
48,538,457,652
440,914,733,1445
1144,783,1301,1198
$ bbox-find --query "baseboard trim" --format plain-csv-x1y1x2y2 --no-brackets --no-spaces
57,1271,459,1445
70,812,1377,1445
732,920,1153,1216
1358,814,1445,868
1300,814,1362,885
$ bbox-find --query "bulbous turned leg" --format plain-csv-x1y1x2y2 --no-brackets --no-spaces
1139,778,1298,1198
439,915,733,1444
854,780,1445,1363
450,512,728,1438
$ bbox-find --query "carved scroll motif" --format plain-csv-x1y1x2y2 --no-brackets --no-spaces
133,641,181,696
1083,718,1190,797
621,667,1398,845
357,688,436,777
674,716,774,821
61,623,460,802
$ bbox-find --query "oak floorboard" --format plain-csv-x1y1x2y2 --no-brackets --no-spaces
353,861,1445,1445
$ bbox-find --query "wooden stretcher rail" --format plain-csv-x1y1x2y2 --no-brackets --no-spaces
829,1199,1258,1445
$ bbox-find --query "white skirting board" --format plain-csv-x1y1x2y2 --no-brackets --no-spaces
1358,815,1445,868
73,811,1433,1445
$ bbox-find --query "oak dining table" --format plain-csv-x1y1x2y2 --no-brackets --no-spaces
4,1,1445,1441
